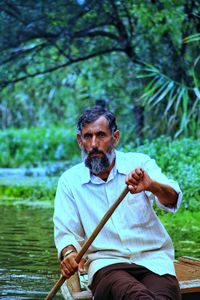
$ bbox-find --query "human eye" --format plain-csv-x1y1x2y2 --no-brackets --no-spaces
83,133,92,140
97,131,106,138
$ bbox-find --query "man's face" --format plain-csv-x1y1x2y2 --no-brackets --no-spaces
77,116,119,174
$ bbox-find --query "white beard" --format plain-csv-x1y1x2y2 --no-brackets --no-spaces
81,147,115,174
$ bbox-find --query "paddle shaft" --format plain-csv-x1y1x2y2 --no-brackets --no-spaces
45,186,129,300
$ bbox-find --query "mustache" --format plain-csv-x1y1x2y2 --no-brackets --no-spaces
88,148,105,156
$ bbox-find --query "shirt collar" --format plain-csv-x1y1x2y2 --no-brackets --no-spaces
80,150,127,185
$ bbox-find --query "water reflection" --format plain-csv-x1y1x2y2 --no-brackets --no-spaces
0,205,63,299
0,202,199,299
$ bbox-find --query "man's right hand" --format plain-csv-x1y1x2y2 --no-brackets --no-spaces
60,251,85,278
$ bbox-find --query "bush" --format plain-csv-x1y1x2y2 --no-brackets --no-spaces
0,177,58,203
121,136,200,211
0,126,79,167
0,127,199,210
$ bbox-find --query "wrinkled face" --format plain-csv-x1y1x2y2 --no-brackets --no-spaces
77,116,120,174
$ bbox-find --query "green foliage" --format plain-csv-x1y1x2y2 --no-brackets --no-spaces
0,128,199,212
136,63,200,138
0,127,199,211
184,33,200,44
0,71,83,129
122,136,200,211
0,0,199,140
0,126,79,167
160,210,200,258
0,180,56,202
133,1,185,48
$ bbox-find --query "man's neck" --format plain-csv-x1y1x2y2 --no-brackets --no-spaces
93,159,115,181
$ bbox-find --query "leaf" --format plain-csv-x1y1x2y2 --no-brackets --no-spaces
194,88,200,99
183,33,200,44
183,90,189,114
174,87,185,114
164,87,176,115
141,62,160,73
194,55,200,68
151,81,174,107
136,73,158,78
188,97,200,117
138,77,160,101
147,80,169,105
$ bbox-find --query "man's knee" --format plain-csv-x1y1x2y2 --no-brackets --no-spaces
93,271,156,300
111,278,155,299
143,273,181,300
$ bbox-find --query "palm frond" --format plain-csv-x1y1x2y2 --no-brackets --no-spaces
137,64,199,138
183,33,200,44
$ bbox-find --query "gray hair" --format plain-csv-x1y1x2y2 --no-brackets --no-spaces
77,106,117,134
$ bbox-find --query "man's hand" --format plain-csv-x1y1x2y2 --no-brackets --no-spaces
125,167,152,194
126,167,178,208
60,251,85,279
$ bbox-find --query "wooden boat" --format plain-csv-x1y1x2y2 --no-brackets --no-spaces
61,256,200,300
174,256,200,300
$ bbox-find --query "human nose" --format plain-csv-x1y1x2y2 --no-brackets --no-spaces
91,135,98,148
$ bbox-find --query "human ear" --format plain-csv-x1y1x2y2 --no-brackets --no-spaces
76,133,83,148
113,130,120,146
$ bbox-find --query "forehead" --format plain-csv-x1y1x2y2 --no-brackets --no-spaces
82,116,110,133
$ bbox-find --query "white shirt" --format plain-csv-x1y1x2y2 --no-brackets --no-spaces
53,150,182,284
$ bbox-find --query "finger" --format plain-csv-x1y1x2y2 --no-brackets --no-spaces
131,172,141,181
135,167,144,177
64,252,79,269
130,178,139,186
126,173,139,184
60,264,72,278
68,257,79,270
128,184,137,194
61,268,71,278
61,259,76,274
126,175,140,186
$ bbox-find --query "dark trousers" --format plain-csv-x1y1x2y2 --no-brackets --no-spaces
90,263,181,300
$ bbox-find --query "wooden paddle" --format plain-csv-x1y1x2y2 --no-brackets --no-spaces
45,186,129,300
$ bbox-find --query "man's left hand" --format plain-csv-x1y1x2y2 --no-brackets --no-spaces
125,167,152,194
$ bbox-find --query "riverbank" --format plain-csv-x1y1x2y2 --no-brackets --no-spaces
0,171,200,260
0,176,57,204
1,135,199,210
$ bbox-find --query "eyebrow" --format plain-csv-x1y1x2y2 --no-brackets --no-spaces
83,130,107,137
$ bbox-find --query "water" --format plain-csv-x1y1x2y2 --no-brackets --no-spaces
0,205,63,299
0,193,199,299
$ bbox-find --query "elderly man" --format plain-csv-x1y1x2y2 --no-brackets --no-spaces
53,106,182,299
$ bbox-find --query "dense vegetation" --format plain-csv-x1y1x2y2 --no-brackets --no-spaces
0,126,79,168
0,127,199,211
0,1,199,140
0,1,199,256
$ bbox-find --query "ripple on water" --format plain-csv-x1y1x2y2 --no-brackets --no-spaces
0,205,63,299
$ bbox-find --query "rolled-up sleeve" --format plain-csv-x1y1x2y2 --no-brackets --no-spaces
53,174,85,257
143,156,182,213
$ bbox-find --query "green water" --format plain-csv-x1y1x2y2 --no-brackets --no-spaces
0,205,63,299
0,195,199,299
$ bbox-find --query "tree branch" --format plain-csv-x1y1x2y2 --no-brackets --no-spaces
0,46,126,88
121,2,135,40
109,0,134,58
73,29,119,40
0,42,47,66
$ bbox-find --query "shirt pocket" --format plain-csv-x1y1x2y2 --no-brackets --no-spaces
126,193,151,226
